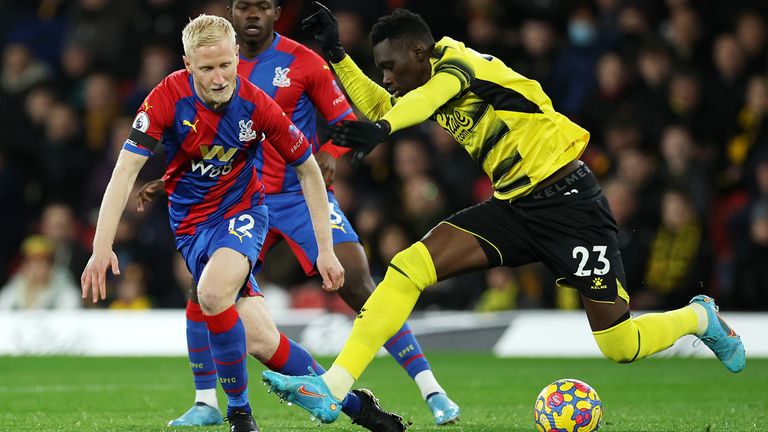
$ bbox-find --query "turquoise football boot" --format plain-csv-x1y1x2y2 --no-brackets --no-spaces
689,295,746,373
262,371,341,423
426,393,460,425
167,402,224,426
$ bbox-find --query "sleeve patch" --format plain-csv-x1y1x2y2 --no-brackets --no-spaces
132,111,150,133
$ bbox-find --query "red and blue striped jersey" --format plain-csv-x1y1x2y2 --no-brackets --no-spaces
123,69,311,236
238,33,355,194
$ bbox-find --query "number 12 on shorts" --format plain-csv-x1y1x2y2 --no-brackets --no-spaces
572,245,610,277
228,214,255,240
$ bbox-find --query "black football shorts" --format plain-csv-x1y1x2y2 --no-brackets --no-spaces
444,163,628,303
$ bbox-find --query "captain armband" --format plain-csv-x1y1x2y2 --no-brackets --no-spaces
124,128,159,156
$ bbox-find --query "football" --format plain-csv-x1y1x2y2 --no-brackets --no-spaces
534,378,603,432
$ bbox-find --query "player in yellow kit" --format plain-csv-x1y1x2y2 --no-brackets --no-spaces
262,3,746,424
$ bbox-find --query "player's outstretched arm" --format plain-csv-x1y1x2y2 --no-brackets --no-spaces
81,150,148,303
293,154,345,291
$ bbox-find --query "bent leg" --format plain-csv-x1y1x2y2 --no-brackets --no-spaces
586,295,699,363
325,223,490,399
236,296,364,417
334,242,445,401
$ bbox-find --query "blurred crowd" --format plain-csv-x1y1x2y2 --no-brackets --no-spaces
1,0,767,313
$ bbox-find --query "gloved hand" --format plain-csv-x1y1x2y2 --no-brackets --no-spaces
330,120,391,167
301,1,345,63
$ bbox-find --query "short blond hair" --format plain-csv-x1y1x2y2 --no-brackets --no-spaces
182,14,236,56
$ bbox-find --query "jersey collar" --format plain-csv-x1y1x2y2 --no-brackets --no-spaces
239,32,281,62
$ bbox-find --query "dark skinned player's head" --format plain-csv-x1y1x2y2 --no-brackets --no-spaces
227,0,282,49
369,9,435,98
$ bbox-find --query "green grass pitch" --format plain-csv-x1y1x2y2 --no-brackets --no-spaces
1,354,765,431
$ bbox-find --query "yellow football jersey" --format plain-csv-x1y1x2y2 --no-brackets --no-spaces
332,36,590,201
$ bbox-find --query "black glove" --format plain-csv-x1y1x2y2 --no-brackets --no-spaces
301,1,345,63
330,120,391,167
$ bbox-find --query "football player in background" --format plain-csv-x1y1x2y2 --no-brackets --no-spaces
262,3,746,424
81,14,346,432
138,0,458,429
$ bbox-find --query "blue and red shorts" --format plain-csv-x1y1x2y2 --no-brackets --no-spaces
260,190,359,276
176,205,269,298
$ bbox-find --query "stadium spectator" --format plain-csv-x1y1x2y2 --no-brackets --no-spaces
549,2,602,117
662,6,707,69
631,41,673,147
602,177,650,296
82,72,120,153
109,262,151,309
38,102,90,206
512,18,559,91
1,43,51,96
0,235,82,310
474,267,518,312
731,198,768,310
707,34,747,145
39,203,90,282
720,75,768,190
638,188,709,309
735,9,768,76
658,125,712,215
57,42,93,105
579,51,632,148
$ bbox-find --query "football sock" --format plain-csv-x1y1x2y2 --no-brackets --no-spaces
688,302,709,335
414,370,445,400
592,306,699,363
185,301,218,395
325,242,436,397
384,322,432,381
324,364,356,401
195,389,219,409
204,305,250,415
263,332,362,417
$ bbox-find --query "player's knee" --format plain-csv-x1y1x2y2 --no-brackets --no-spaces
593,318,640,364
197,285,229,314
598,342,638,364
388,242,437,291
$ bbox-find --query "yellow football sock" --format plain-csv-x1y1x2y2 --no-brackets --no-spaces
326,242,436,394
593,306,699,363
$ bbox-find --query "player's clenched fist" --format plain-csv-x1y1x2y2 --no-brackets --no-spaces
301,1,345,62
81,249,121,303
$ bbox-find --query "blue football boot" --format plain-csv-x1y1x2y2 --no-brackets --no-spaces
426,393,460,425
167,402,224,426
262,371,341,423
689,295,746,373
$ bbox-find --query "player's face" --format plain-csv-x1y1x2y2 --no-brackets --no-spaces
373,38,432,98
184,39,239,107
230,0,280,46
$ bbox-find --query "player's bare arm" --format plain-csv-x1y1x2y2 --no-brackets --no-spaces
293,154,344,291
81,150,148,303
